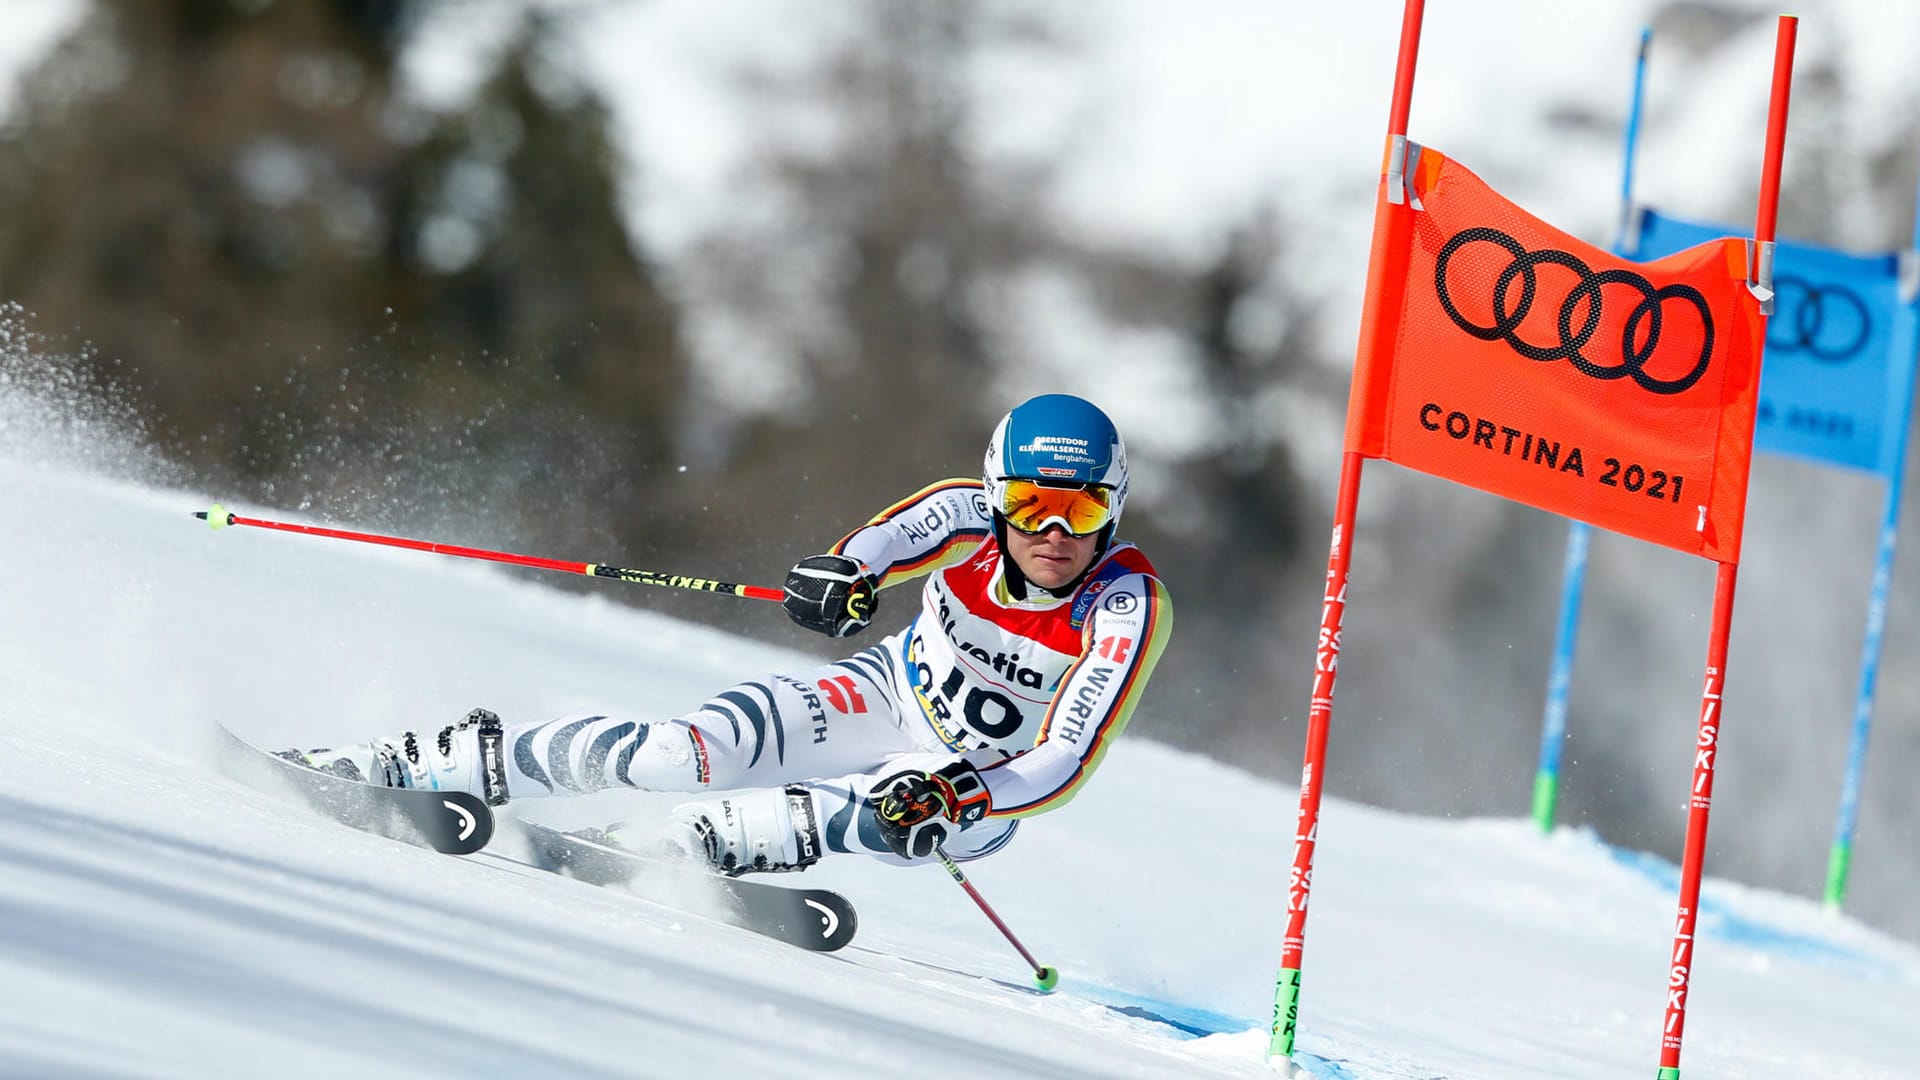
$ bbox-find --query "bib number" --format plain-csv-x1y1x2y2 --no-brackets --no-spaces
910,636,1026,741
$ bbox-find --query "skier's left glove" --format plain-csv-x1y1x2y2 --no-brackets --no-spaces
870,761,991,859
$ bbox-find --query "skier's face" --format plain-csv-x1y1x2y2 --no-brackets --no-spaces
1002,522,1098,590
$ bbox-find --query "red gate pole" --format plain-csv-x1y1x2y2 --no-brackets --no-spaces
1266,0,1425,1069
1657,562,1738,1078
1656,16,1794,1080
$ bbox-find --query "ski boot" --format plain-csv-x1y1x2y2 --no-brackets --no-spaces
565,787,823,876
282,708,510,806
670,785,824,877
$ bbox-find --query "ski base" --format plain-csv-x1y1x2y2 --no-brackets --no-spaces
215,724,494,855
513,820,857,952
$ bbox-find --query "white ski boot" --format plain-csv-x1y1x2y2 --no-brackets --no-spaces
668,785,824,877
290,708,510,806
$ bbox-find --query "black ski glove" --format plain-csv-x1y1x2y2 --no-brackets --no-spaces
870,761,991,859
783,554,878,637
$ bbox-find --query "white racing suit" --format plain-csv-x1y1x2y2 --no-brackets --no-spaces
499,479,1173,867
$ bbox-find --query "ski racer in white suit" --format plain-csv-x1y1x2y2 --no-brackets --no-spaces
301,394,1173,875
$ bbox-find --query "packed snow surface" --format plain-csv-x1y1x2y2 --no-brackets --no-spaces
1,455,1915,1078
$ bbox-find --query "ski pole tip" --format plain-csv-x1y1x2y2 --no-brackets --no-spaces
203,503,231,530
1034,965,1059,992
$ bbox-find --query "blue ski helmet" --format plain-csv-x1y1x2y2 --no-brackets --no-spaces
983,394,1129,527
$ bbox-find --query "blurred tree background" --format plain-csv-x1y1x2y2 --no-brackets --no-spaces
0,0,690,563
0,0,1328,761
1,0,1915,944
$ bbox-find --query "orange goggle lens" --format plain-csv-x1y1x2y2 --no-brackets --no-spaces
996,479,1113,537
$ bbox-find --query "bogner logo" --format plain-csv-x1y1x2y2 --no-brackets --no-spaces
1435,225,1715,396
936,593,1046,689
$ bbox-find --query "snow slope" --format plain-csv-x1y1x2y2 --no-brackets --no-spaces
2,442,1917,1079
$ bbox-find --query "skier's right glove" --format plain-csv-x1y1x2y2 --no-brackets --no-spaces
870,761,990,860
783,554,877,637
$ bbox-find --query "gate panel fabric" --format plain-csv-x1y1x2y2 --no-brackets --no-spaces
1345,147,1768,562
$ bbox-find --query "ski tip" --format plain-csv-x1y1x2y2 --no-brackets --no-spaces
1034,965,1059,993
202,503,230,529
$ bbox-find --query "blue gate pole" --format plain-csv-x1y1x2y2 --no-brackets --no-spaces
1532,520,1590,830
1532,27,1651,833
1824,178,1920,908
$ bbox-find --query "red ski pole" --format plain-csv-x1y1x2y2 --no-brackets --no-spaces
194,503,783,602
934,845,1059,992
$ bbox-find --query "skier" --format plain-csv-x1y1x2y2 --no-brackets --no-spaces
292,393,1172,875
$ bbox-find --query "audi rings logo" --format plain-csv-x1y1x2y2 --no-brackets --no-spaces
1769,276,1870,362
1435,227,1716,396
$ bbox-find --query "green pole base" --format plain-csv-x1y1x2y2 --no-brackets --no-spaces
1267,966,1303,1061
1034,965,1059,992
1823,841,1852,911
1657,1068,1681,1079
1530,771,1559,834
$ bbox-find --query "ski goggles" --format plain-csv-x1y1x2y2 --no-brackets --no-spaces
993,478,1114,537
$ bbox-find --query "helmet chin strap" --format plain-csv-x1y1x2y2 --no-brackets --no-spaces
993,516,1113,601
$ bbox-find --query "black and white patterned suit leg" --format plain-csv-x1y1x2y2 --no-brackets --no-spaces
500,651,917,797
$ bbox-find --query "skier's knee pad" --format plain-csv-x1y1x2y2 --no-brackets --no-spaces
652,712,766,790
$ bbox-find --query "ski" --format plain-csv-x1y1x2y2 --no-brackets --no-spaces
215,724,494,856
511,820,857,952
